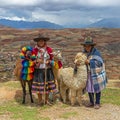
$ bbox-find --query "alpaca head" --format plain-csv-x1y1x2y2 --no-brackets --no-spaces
74,52,87,66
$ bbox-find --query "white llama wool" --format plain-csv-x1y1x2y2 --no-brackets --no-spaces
59,52,87,106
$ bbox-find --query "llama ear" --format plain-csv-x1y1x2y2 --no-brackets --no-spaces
50,52,56,55
50,52,53,55
57,50,60,53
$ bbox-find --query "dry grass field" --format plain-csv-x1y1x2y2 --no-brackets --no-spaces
0,80,120,120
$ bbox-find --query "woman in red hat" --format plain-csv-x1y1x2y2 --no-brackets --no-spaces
32,34,57,105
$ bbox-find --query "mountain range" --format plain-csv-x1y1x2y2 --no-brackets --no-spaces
0,19,63,29
87,18,120,28
0,18,120,29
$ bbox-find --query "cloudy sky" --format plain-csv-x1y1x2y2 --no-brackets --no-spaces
0,0,120,27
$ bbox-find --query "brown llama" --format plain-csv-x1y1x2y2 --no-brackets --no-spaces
13,58,34,104
13,46,36,104
52,50,63,91
48,50,63,102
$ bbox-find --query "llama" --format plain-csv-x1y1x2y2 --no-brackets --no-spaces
13,46,35,104
14,59,35,104
48,50,63,102
52,50,63,91
58,52,87,106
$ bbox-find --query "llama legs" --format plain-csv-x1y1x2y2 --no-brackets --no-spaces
77,90,83,106
71,89,76,106
21,81,26,104
21,80,34,104
60,82,68,103
28,81,34,103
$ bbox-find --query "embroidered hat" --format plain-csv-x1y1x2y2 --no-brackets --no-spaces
33,34,50,42
81,36,96,46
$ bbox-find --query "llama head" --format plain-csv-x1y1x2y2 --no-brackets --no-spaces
25,50,32,59
74,52,87,66
52,50,62,61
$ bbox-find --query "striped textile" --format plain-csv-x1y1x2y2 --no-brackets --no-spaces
85,48,107,93
32,68,57,94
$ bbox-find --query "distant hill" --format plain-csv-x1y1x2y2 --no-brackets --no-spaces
0,19,63,29
0,18,120,29
87,18,120,28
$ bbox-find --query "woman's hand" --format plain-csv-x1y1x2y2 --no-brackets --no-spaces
45,60,50,65
85,59,90,65
36,58,43,64
85,56,92,65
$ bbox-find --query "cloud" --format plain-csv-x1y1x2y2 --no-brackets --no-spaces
0,0,120,27
0,0,38,7
0,0,120,10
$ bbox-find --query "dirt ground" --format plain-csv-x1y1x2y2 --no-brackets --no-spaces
0,83,120,120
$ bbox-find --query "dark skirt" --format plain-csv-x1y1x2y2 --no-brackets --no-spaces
32,68,57,94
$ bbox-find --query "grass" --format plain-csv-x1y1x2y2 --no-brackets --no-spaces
101,88,120,105
0,101,50,120
0,102,38,120
0,81,21,89
0,80,120,120
60,111,78,119
60,103,69,108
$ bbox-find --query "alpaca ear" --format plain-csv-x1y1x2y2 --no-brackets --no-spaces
82,53,87,60
82,53,86,57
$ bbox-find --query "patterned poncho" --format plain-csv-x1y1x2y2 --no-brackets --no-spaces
85,47,107,93
20,46,36,81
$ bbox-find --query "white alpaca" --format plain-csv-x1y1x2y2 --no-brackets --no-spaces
59,52,87,106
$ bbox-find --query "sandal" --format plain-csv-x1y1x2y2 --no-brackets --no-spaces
38,100,44,106
45,101,53,106
86,103,94,107
94,104,100,109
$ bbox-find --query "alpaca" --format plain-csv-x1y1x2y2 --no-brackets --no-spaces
59,52,87,106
